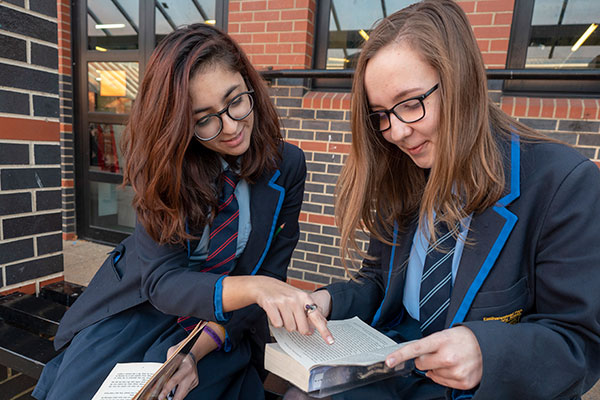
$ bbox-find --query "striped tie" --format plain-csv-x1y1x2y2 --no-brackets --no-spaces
419,222,456,336
178,170,240,332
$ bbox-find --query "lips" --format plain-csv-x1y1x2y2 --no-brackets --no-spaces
221,129,244,147
406,141,426,155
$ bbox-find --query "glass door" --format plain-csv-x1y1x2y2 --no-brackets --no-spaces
75,0,226,244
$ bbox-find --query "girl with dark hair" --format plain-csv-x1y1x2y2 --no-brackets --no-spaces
33,23,309,400
269,1,600,399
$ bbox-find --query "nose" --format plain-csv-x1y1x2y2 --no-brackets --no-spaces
221,113,239,136
387,113,413,142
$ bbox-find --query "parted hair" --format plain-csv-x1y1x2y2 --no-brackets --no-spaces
336,0,542,265
121,23,281,245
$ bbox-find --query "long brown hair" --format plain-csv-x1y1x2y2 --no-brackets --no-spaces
336,0,542,266
122,24,281,245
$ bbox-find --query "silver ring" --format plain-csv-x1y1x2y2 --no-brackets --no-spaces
305,303,318,316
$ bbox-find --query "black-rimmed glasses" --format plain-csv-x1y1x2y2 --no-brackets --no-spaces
194,90,255,141
368,83,439,133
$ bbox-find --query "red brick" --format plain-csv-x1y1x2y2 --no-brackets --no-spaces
295,0,312,8
475,0,514,13
240,22,266,33
513,97,527,117
266,21,291,32
287,278,317,291
294,20,312,33
252,54,278,65
242,1,267,11
583,99,598,120
477,39,490,52
555,99,569,119
230,32,252,43
266,43,292,54
467,13,493,26
481,52,507,67
328,143,351,154
268,0,295,9
229,11,254,22
1,283,36,296
254,10,280,21
301,141,328,152
63,232,77,241
597,100,600,120
331,93,341,109
252,32,280,43
473,26,512,39
228,23,241,33
458,1,476,13
282,9,309,20
568,99,584,119
341,96,351,109
501,96,514,115
0,117,59,141
277,54,307,66
293,43,310,54
494,12,513,25
241,43,265,55
62,179,74,187
527,97,541,118
541,98,555,118
229,1,241,11
280,32,309,42
321,92,334,109
595,161,600,169
41,276,65,288
308,213,335,225
490,39,509,52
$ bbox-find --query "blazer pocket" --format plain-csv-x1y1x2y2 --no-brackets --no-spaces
468,276,529,320
109,243,126,281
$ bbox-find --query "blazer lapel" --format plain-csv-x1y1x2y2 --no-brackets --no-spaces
446,132,521,327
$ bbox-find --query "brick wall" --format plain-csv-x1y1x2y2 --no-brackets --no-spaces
0,1,64,294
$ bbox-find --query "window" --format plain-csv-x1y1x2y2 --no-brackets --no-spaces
75,1,227,244
506,0,599,96
313,0,418,90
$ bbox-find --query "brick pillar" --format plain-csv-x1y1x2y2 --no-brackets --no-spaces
0,1,64,294
57,0,75,240
228,0,316,70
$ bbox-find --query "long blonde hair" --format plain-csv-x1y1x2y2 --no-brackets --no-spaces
336,0,539,268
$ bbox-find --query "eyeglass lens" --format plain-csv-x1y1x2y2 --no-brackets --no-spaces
370,99,425,132
195,92,254,140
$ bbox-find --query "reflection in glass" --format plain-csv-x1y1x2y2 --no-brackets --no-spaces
89,181,135,232
89,123,125,173
88,62,138,113
156,0,216,45
325,0,416,69
527,0,599,69
87,0,139,50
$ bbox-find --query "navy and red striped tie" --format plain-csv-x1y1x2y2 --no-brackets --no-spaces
178,170,240,332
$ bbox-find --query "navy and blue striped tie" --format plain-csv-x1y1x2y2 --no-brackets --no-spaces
419,222,456,336
178,170,239,332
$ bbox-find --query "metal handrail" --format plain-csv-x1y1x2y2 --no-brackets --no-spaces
260,68,600,80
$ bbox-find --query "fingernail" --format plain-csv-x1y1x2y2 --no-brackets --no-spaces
327,336,334,344
386,357,395,368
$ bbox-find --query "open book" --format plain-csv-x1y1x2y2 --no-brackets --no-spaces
92,321,207,400
265,316,414,397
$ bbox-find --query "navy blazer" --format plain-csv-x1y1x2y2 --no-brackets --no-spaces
54,142,306,351
327,135,600,399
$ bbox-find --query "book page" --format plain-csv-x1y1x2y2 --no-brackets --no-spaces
92,363,162,400
270,317,397,369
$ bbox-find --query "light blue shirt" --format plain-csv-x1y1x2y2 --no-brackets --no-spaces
403,214,472,321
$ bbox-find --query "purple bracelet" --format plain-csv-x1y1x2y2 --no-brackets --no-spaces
204,326,223,351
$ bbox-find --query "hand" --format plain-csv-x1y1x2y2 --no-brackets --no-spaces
158,347,198,400
385,326,483,390
250,276,334,344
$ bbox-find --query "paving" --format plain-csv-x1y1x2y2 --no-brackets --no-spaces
62,240,600,399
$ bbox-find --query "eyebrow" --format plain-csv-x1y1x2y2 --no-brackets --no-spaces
369,87,425,110
192,83,241,115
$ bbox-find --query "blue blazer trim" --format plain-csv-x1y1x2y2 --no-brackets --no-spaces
371,221,398,327
251,169,284,276
450,133,520,326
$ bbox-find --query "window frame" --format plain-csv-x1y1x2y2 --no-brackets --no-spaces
504,0,600,97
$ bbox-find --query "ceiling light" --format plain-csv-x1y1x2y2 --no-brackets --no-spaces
571,23,598,52
95,23,126,30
